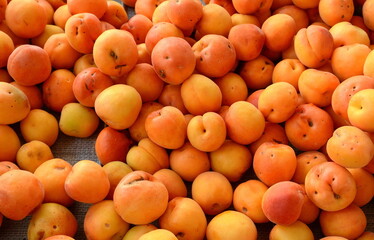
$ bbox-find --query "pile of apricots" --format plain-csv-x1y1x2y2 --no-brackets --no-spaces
0,0,374,239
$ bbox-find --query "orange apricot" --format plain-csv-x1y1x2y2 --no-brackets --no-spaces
167,0,203,32
215,72,249,106
0,30,14,68
292,151,329,184
121,14,153,44
101,0,128,29
153,169,188,200
272,58,305,91
67,0,108,19
144,22,184,53
195,3,232,37
318,0,354,26
239,55,274,90
0,124,21,162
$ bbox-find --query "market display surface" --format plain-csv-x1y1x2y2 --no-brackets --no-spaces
0,0,373,239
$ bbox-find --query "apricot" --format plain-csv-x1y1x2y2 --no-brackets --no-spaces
239,55,274,90
126,137,169,174
228,23,265,61
262,181,306,225
233,179,269,223
191,171,233,215
28,203,77,240
67,0,107,19
285,103,334,151
129,101,164,142
145,22,183,53
209,140,252,182
121,14,153,44
347,88,374,132
166,0,203,32
59,102,100,138
261,13,297,52
187,112,226,152
139,229,177,240
329,21,370,48
151,1,170,24
294,25,334,68
34,158,74,207
122,224,158,240
153,169,187,200
20,109,59,146
363,0,374,31
347,168,374,207
319,204,367,240
292,151,329,184
225,100,265,145
64,160,110,204
0,124,21,162
101,0,128,29
206,210,257,240
158,197,207,240
0,169,44,220
298,68,340,107
53,5,72,30
102,161,133,200
180,73,222,115
298,184,321,225
326,125,374,168
158,83,188,114
357,231,374,240
93,29,138,77
7,44,51,86
0,161,19,175
232,0,267,14
253,142,297,186
272,59,305,91
0,30,14,68
113,170,169,225
214,72,248,106
318,0,354,26
249,122,289,155
144,106,187,149
84,200,130,240
193,34,236,78
42,69,76,113
231,13,260,26
151,36,195,85
94,84,142,130
195,3,232,37
305,161,357,211
5,0,47,38
273,4,310,32
44,236,75,240
169,142,210,182
16,140,54,173
269,220,314,240
258,82,298,123
123,63,164,103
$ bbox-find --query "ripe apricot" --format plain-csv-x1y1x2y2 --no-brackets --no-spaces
273,4,309,32
159,197,207,239
228,23,264,61
151,36,196,85
102,161,133,200
158,84,188,114
224,100,265,145
93,29,138,77
272,58,306,91
16,140,54,173
0,30,14,68
292,151,328,184
169,142,210,182
298,68,340,107
329,21,370,48
42,69,76,113
153,169,187,200
253,142,297,186
285,103,334,151
239,55,274,90
347,168,374,207
20,109,58,147
95,84,142,130
166,0,203,32
34,158,74,207
258,82,298,123
84,200,130,240
7,44,52,86
101,1,128,29
0,169,44,220
53,5,72,30
67,0,107,19
122,224,158,240
209,140,252,182
326,125,374,168
139,229,177,240
73,54,96,75
305,161,357,211
5,0,47,38
0,161,19,175
0,124,21,162
318,0,354,26
121,14,153,44
65,160,110,204
233,179,269,223
347,88,374,132
363,0,374,31
144,22,184,54
193,34,236,78
232,0,267,14
231,13,260,27
215,72,248,106
195,3,232,37
28,203,78,239
145,106,187,149
269,220,314,240
294,25,334,68
181,74,222,115
192,171,233,215
206,210,257,240
113,170,169,225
